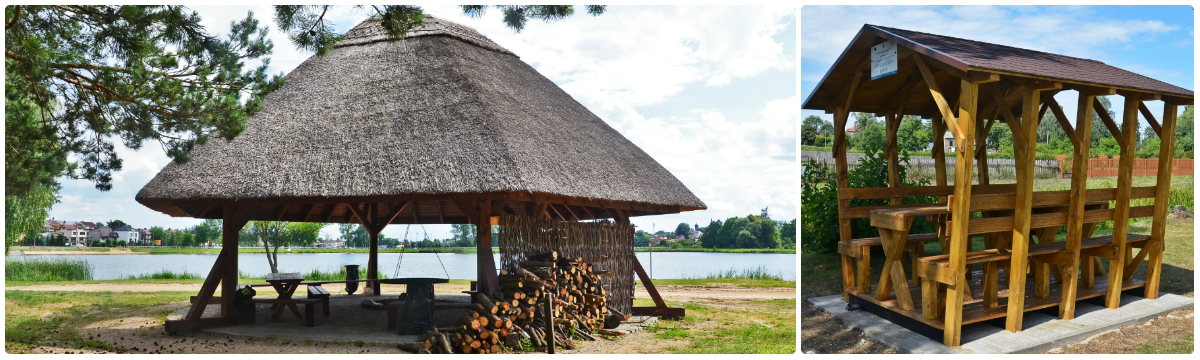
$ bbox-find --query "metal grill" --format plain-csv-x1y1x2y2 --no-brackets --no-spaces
496,214,635,314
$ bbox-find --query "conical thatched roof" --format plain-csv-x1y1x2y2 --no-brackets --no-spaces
136,15,705,222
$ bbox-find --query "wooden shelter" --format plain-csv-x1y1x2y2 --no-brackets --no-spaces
802,25,1192,346
137,16,705,332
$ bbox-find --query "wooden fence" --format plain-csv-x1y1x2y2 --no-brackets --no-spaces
1057,155,1194,178
800,151,1060,180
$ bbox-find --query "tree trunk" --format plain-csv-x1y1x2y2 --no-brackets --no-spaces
261,231,277,273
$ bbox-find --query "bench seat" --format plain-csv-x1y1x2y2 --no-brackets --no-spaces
307,285,331,316
840,233,939,259
918,234,1150,269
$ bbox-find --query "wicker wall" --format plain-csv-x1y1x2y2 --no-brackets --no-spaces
496,215,635,314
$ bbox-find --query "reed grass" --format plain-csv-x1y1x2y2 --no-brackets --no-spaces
299,266,371,281
122,269,203,280
686,265,785,281
5,257,93,281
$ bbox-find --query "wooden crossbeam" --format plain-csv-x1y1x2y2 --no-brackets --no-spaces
300,204,317,222
453,200,480,221
376,202,410,229
1094,100,1127,150
437,201,445,223
988,83,1028,150
1044,95,1082,147
1139,102,1163,137
323,204,339,223
914,55,965,141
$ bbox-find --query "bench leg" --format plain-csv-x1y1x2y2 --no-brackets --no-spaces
387,306,399,331
1082,255,1095,289
303,302,324,327
857,248,871,295
1033,259,1049,298
921,278,939,320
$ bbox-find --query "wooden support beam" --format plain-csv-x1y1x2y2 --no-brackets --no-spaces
1094,99,1127,150
377,202,411,229
1145,103,1178,299
886,113,902,205
915,55,965,141
1005,86,1041,332
943,79,978,347
1138,102,1163,137
1059,94,1095,319
1044,95,1082,147
1106,96,1141,309
989,83,1028,150
1116,90,1159,101
437,200,446,223
476,201,501,298
453,199,480,221
834,70,865,302
1007,76,1062,91
966,71,1000,84
300,204,317,222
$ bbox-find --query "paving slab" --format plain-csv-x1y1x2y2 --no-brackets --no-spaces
806,293,1193,353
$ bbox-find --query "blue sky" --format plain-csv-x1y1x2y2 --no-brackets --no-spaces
47,5,797,241
801,5,1194,130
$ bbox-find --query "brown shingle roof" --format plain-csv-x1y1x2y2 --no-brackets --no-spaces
869,25,1193,97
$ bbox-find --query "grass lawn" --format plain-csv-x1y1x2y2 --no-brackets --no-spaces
631,297,795,353
639,278,795,288
4,290,196,353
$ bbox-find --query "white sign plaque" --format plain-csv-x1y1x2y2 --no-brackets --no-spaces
871,41,898,80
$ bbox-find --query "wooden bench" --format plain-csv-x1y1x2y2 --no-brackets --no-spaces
307,285,330,316
244,298,326,327
918,234,1151,280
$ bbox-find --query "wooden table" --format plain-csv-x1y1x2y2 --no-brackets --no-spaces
867,201,1109,310
266,272,305,319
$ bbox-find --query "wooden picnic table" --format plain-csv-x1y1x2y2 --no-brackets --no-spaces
266,272,305,319
867,200,1110,310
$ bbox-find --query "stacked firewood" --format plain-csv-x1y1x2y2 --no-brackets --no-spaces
418,251,627,354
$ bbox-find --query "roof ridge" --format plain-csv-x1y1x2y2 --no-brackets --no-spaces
338,14,516,57
868,24,1106,65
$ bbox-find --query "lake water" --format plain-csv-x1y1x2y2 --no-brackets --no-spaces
12,252,796,281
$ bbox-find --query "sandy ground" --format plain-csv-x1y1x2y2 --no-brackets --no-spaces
7,283,798,301
8,282,796,354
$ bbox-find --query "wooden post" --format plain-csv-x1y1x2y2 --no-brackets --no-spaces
944,79,978,347
1058,94,1094,319
1106,97,1140,308
834,72,863,301
476,200,501,297
886,113,901,206
1005,86,1041,331
1145,103,1177,299
363,204,381,295
544,294,555,354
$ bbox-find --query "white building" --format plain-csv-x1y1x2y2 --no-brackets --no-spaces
113,225,139,243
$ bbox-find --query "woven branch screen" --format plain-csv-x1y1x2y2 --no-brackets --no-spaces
497,214,636,314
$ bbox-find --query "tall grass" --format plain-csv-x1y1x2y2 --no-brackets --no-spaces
122,269,203,280
686,265,784,281
300,266,371,281
5,257,93,281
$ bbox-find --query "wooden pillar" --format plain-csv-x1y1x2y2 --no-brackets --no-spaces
1005,86,1041,331
886,113,901,205
944,79,978,347
1106,97,1140,308
1059,94,1095,319
476,200,501,297
833,72,863,301
364,204,382,295
1145,103,1178,299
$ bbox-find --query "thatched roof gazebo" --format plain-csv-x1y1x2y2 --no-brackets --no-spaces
804,24,1191,347
140,16,705,332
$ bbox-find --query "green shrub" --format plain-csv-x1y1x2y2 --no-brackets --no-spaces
686,265,783,281
123,269,202,280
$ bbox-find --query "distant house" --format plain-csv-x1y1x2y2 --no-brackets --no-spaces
57,224,89,246
78,222,98,231
114,225,138,243
320,238,345,248
944,131,956,153
138,228,152,244
87,227,119,243
846,126,860,136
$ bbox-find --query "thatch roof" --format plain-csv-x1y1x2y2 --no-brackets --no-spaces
136,16,705,221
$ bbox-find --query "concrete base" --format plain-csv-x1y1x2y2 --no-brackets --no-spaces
807,293,1194,354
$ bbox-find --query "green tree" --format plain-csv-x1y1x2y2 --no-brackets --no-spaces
193,219,221,245
801,115,825,146
106,219,128,230
673,223,692,239
5,6,285,196
698,220,722,248
1176,105,1194,157
635,230,652,247
252,221,325,273
717,217,749,249
5,183,57,252
897,115,930,152
746,216,780,249
735,230,757,248
450,224,477,247
779,219,796,248
150,226,165,245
